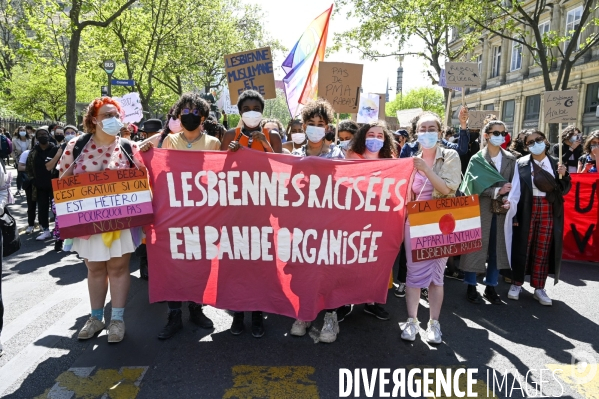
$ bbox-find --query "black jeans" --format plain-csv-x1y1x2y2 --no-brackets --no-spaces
25,185,36,227
36,187,53,230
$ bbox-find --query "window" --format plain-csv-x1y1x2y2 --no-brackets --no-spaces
584,82,599,114
483,104,494,111
565,6,583,51
524,95,541,120
539,21,550,35
510,41,522,71
502,100,515,122
491,46,501,77
477,55,483,76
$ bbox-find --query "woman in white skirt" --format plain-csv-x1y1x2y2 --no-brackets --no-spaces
57,97,142,343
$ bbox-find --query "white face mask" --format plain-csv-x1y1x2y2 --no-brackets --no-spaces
291,133,306,144
569,135,578,143
305,125,326,143
241,111,262,128
19,131,26,137
338,140,350,149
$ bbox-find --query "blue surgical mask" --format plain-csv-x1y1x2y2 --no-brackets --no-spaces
338,140,350,150
569,135,578,143
529,142,546,155
489,135,505,147
19,131,26,137
365,137,384,153
417,132,438,149
100,117,124,136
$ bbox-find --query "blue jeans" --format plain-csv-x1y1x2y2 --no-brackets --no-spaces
464,215,499,287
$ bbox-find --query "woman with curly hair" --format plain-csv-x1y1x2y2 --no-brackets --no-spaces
577,130,599,173
290,98,344,159
57,97,143,343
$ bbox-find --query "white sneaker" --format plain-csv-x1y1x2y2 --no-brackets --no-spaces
507,284,522,300
77,317,105,340
534,289,552,306
290,320,311,336
25,226,34,234
36,230,52,241
401,318,420,341
425,319,443,344
319,312,339,343
107,320,125,343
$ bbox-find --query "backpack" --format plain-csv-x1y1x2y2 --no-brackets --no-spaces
0,135,11,158
72,134,135,168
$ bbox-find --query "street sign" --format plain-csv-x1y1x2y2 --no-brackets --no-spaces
111,79,135,86
103,60,115,75
101,86,109,96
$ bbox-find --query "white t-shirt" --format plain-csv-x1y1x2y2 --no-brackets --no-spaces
19,150,30,164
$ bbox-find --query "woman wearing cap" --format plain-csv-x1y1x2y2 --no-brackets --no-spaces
57,97,143,343
506,130,570,306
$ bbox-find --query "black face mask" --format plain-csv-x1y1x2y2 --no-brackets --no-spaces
54,135,64,142
180,114,202,131
37,136,49,145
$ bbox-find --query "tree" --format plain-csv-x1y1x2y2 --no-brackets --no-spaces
333,0,481,106
466,0,599,141
263,89,292,124
386,87,445,120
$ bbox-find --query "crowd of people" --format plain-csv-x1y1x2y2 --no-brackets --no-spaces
0,88,598,356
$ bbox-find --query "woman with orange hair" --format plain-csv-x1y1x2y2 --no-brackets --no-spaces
57,97,143,343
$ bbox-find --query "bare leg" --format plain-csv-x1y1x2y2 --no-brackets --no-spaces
428,284,444,320
106,254,131,308
85,260,109,310
405,287,421,319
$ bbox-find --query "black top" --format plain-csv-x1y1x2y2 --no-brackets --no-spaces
552,142,582,170
32,143,59,190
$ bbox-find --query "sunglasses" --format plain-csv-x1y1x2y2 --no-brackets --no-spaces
488,130,508,137
526,137,546,147
182,108,200,116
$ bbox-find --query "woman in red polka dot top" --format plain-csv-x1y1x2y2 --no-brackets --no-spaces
57,97,143,344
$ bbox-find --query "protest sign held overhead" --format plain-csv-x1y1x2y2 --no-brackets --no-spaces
140,149,413,321
407,195,482,262
317,62,363,113
225,47,276,104
467,110,499,129
438,68,462,91
544,90,578,123
396,108,423,126
357,93,380,123
52,169,154,239
444,62,481,88
113,92,143,123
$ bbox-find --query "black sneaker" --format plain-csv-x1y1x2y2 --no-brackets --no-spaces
54,239,63,252
363,304,390,320
483,286,502,305
139,256,148,280
445,269,465,281
188,303,213,329
251,311,264,338
467,285,482,304
421,288,429,301
230,312,245,335
394,283,406,298
158,310,183,340
336,305,353,322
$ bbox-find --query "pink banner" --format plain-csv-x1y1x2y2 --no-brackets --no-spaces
140,148,413,321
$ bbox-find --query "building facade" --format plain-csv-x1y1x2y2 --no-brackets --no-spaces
449,0,599,140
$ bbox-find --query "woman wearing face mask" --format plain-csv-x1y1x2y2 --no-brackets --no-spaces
458,120,516,305
336,120,359,154
508,129,528,158
290,99,344,159
221,90,282,153
56,97,143,343
400,112,462,344
578,131,599,173
282,119,305,153
12,126,30,196
552,126,582,174
506,130,570,306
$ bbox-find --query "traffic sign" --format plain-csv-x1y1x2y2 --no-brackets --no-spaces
111,79,135,86
103,60,115,75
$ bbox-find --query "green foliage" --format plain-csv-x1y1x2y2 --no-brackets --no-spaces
386,87,445,120
263,89,292,125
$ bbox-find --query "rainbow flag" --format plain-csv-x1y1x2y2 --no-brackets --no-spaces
407,195,482,262
282,5,333,117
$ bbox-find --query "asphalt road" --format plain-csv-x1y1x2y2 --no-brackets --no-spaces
1,163,598,399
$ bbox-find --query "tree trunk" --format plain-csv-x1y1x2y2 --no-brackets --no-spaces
65,29,81,125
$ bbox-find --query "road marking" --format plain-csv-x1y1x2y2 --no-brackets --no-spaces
223,365,319,399
548,363,599,399
36,366,148,399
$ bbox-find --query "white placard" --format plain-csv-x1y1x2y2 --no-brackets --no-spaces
216,87,239,115
113,92,143,123
357,93,380,123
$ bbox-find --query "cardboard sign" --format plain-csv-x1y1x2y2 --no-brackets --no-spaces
468,110,500,129
52,169,154,239
317,62,363,113
438,68,462,91
113,92,143,123
396,108,423,126
357,93,380,123
544,90,578,123
376,93,386,118
445,62,481,88
407,195,482,261
224,47,276,104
